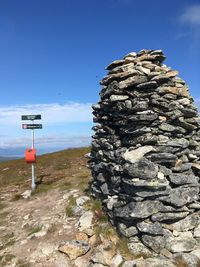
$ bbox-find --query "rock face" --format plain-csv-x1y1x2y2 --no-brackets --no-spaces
89,49,200,256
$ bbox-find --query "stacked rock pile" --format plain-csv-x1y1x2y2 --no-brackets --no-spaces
89,49,200,256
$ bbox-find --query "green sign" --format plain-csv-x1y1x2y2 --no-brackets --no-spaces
21,115,41,120
22,124,43,129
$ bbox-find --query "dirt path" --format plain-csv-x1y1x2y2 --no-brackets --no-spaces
0,187,84,267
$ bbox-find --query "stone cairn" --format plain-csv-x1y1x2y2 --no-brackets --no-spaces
89,49,200,257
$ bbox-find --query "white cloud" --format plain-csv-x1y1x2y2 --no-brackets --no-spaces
0,102,93,126
180,5,200,26
0,102,93,154
1,135,91,148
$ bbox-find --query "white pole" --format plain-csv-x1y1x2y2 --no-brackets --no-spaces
32,127,34,148
32,164,35,191
31,120,36,191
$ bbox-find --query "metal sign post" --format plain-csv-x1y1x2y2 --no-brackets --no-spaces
21,114,42,191
31,120,35,190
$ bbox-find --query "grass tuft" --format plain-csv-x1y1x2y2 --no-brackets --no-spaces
65,195,76,217
117,237,133,260
84,198,108,223
27,226,42,236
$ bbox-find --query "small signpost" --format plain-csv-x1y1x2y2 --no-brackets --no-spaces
21,114,42,191
22,124,43,129
22,115,41,120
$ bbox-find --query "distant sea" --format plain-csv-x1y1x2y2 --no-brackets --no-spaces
0,156,19,162
0,145,86,158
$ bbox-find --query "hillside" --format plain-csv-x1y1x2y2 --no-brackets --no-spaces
0,147,133,267
0,147,90,190
0,157,19,163
0,148,192,267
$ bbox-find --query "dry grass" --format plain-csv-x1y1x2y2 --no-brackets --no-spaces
65,195,77,217
84,198,109,223
27,226,42,236
0,146,135,262
117,237,133,260
84,197,134,260
0,147,91,193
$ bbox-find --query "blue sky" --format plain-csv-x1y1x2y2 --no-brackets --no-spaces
0,0,200,156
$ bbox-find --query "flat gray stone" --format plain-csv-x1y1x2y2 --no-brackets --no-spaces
156,86,189,97
172,163,192,172
151,74,170,84
148,152,178,164
166,138,190,148
177,117,197,131
114,200,164,220
159,186,199,207
135,258,176,267
141,234,166,253
120,126,151,135
168,173,199,185
131,101,149,111
110,95,129,102
113,202,136,219
106,59,124,70
117,223,138,238
137,221,163,235
169,214,200,232
136,133,158,145
159,123,186,134
181,107,198,117
124,159,158,179
151,212,189,222
122,146,154,164
188,203,200,209
122,177,169,190
166,236,197,253
136,81,157,90
128,113,158,122
122,181,170,197
118,76,148,89
128,242,152,258
130,200,164,219
101,70,138,85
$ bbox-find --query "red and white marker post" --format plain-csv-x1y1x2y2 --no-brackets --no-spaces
21,115,42,191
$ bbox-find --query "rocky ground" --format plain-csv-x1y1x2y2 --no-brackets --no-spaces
0,148,200,267
0,173,130,267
